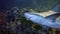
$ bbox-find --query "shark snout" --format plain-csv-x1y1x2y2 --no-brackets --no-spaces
24,13,34,19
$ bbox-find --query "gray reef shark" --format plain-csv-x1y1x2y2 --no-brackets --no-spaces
23,12,60,28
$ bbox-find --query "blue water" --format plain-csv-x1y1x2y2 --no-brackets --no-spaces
0,0,58,10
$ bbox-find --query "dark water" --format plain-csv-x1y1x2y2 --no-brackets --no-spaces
0,0,58,10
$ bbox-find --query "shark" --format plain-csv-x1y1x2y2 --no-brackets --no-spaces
23,12,60,28
23,4,60,28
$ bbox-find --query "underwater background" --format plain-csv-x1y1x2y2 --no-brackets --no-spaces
0,0,60,34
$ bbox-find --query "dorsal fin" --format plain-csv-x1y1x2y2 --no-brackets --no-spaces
45,13,60,22
51,4,60,12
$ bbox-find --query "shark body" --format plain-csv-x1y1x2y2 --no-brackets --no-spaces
24,12,60,28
